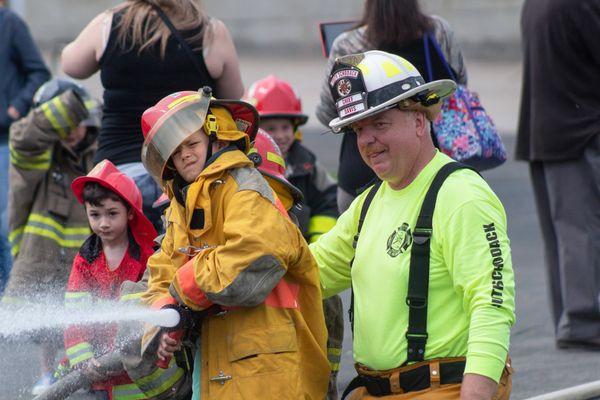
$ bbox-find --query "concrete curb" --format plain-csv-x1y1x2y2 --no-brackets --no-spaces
525,381,600,400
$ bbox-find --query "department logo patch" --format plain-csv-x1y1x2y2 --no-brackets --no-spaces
386,223,413,257
337,79,352,96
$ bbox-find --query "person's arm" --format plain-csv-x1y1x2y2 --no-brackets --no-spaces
8,12,50,118
309,193,362,298
8,90,87,256
142,207,187,308
305,160,338,243
203,19,244,99
64,255,95,368
431,15,468,85
169,188,303,310
461,374,498,400
61,11,110,79
440,190,515,385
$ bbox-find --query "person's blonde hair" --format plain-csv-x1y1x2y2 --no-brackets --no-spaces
115,0,208,59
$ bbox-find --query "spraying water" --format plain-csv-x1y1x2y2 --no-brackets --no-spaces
0,301,179,338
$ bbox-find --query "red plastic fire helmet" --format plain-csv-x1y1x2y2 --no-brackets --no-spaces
246,75,308,127
249,129,303,203
71,160,157,243
141,87,259,187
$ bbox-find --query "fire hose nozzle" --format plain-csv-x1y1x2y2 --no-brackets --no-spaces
156,304,190,369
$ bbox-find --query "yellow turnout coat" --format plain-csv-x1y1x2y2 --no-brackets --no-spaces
143,149,329,399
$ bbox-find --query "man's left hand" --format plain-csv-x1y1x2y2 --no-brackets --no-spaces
460,373,498,400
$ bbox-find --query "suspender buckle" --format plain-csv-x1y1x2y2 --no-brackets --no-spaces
412,227,432,245
406,296,427,309
406,332,428,360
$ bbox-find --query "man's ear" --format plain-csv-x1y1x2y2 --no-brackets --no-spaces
128,209,134,221
414,111,428,138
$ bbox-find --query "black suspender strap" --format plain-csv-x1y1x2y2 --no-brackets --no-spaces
405,162,472,362
349,180,382,334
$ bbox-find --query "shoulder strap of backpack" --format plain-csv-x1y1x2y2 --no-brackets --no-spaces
348,180,382,334
405,161,474,362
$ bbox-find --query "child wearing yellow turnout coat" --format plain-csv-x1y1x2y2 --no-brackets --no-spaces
140,88,329,399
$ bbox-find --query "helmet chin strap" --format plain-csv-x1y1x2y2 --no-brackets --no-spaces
205,134,216,163
203,112,219,164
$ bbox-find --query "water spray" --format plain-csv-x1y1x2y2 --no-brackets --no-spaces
0,301,180,339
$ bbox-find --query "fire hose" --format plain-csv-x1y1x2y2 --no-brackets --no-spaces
32,307,182,400
32,352,124,400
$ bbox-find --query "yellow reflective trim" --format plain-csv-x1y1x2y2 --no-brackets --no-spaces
40,102,67,138
167,94,201,109
66,341,93,355
70,351,94,365
120,292,144,302
84,99,100,111
307,215,337,236
9,143,52,164
328,347,342,356
1,296,24,305
357,63,371,76
381,60,402,78
8,226,24,243
10,157,51,170
28,214,90,235
266,151,285,168
112,383,146,400
9,226,24,256
23,226,86,248
136,361,184,398
330,361,340,372
51,97,75,132
399,58,417,73
65,292,91,299
8,143,52,170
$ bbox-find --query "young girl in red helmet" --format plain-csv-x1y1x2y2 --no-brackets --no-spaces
247,75,343,399
62,159,157,399
139,88,329,399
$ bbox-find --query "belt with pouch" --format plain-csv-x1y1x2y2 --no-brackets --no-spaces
342,358,466,399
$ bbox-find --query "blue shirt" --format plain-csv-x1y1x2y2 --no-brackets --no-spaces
0,7,50,135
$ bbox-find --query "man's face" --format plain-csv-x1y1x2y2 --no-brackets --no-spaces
172,130,210,183
259,118,295,156
352,108,426,190
85,198,132,246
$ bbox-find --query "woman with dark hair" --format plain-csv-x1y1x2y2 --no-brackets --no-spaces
316,0,467,213
61,0,244,231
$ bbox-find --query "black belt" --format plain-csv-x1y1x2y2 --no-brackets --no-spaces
341,360,465,399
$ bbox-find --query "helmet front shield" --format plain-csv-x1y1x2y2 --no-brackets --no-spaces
141,91,211,186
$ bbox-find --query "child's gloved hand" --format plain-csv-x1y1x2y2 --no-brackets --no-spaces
81,358,120,383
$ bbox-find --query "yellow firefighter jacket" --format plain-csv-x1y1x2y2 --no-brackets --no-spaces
2,90,95,303
143,149,329,399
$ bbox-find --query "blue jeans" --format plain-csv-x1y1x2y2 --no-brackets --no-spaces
0,136,11,294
